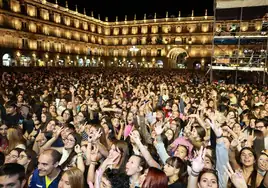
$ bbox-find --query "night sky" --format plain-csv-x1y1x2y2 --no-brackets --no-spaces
48,0,214,21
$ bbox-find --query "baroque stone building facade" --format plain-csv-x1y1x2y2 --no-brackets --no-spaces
0,0,265,68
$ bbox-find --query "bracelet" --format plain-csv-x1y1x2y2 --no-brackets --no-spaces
191,169,200,174
191,171,199,177
216,134,223,139
77,153,83,157
90,161,98,165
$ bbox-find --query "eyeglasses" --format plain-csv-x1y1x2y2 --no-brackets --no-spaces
256,126,265,130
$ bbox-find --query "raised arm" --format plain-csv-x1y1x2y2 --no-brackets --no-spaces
129,131,160,168
187,146,206,188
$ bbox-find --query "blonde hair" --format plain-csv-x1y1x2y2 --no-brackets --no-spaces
7,128,25,152
63,168,84,188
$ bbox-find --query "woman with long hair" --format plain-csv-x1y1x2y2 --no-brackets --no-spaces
58,167,84,188
140,167,168,188
7,127,26,152
229,145,261,188
41,127,84,172
88,140,129,185
125,155,147,188
17,149,37,180
163,157,187,187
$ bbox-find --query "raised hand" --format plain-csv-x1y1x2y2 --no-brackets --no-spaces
70,86,75,94
155,122,164,135
129,131,141,144
94,129,103,142
230,135,245,150
90,145,99,162
245,130,256,147
54,126,64,138
191,146,206,174
205,118,222,138
224,163,247,188
106,147,121,166
74,144,82,154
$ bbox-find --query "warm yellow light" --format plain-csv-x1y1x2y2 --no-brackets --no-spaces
17,52,21,57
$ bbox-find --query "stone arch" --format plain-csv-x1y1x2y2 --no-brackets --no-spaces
167,48,189,60
167,48,189,68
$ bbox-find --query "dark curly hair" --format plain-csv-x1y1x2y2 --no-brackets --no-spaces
105,169,130,188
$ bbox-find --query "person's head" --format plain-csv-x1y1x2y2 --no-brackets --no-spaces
197,169,218,188
112,117,120,129
17,149,37,176
204,155,215,169
58,168,84,188
88,124,107,147
227,111,236,120
126,155,146,176
103,170,130,188
0,123,8,137
0,163,26,188
191,125,206,141
207,99,214,108
5,101,17,115
255,119,267,134
62,109,73,123
5,148,24,164
46,120,57,132
49,105,56,113
164,129,174,142
64,132,81,150
80,104,88,112
232,123,241,135
76,111,87,124
109,140,129,172
7,128,23,142
239,147,256,167
164,157,184,178
156,110,165,122
127,111,134,124
257,151,268,171
32,113,40,125
140,167,168,188
250,118,256,129
38,149,62,177
174,145,188,160
129,129,142,144
169,120,179,133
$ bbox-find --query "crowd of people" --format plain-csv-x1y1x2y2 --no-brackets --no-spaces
0,68,267,188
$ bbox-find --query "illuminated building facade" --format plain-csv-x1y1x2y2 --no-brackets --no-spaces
0,0,266,68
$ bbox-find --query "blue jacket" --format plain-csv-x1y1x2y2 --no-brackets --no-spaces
29,168,62,188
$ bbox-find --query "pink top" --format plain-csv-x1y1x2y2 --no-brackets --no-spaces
124,124,133,138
